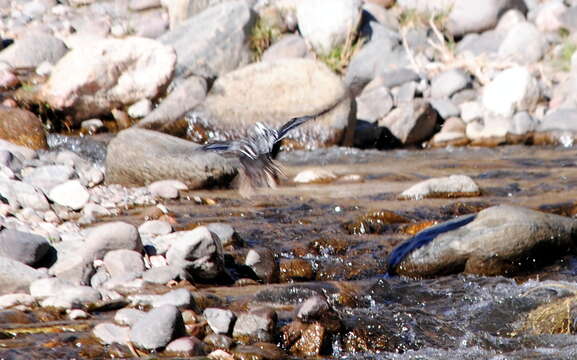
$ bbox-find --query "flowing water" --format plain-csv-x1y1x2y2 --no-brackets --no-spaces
4,144,577,359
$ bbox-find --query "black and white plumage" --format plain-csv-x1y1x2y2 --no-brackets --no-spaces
201,114,318,195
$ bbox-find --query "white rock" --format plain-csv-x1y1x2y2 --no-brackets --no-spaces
48,180,90,210
127,99,153,118
296,0,362,55
0,293,36,309
148,179,187,199
498,22,545,64
482,67,540,117
400,175,480,200
293,168,337,184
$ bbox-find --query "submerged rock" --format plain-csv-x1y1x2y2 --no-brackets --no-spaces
399,175,481,200
129,305,186,350
388,205,577,277
105,128,235,188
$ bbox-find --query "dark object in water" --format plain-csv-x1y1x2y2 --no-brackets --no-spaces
386,214,477,276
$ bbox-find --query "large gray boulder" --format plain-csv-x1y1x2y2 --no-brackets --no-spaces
105,128,235,187
189,58,355,148
389,205,577,277
41,37,176,122
0,33,68,68
159,0,256,79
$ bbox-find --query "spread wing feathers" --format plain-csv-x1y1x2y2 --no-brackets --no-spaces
277,114,315,141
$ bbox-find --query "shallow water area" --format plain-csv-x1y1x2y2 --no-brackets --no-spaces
5,144,577,359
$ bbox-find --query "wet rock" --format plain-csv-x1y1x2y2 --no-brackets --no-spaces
106,128,235,188
165,336,206,356
204,308,236,335
0,293,35,309
143,265,180,284
83,221,142,261
159,0,255,79
389,205,577,277
245,248,279,283
430,69,470,99
297,296,330,322
103,249,145,278
498,22,545,64
41,285,101,309
190,58,354,148
0,108,47,150
137,75,207,134
293,168,337,184
430,117,468,147
289,321,327,357
344,209,409,235
355,85,393,122
279,259,315,282
232,307,277,343
0,257,46,294
48,180,90,210
41,37,176,121
22,165,75,194
93,323,130,345
482,67,540,117
204,333,234,350
379,100,440,145
262,34,309,62
0,33,67,68
446,0,527,37
129,305,186,350
151,288,194,309
0,229,51,266
296,0,362,55
114,308,145,326
148,179,187,199
165,226,227,282
0,180,49,211
399,175,480,200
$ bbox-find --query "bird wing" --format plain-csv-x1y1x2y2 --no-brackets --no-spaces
201,142,233,152
276,115,316,141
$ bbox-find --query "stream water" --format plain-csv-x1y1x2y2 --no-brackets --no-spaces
3,144,577,359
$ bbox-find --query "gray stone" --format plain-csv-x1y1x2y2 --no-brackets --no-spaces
93,323,130,345
137,76,207,134
0,293,36,308
392,205,577,277
159,0,255,79
41,37,176,122
48,252,95,286
191,58,354,149
399,175,480,200
166,226,227,281
103,249,145,278
430,99,460,119
0,257,46,294
139,220,173,237
30,277,74,298
41,285,101,308
379,100,440,145
143,265,180,284
115,308,146,326
375,69,420,89
127,99,153,119
262,34,309,62
498,22,545,64
296,0,362,55
0,180,49,211
446,0,527,37
105,128,236,188
430,69,470,99
456,31,505,56
539,108,577,132
0,229,51,266
151,288,194,308
129,305,186,350
245,248,278,283
0,33,67,68
48,180,90,210
22,164,75,194
356,85,393,122
204,308,236,334
482,67,540,117
83,221,142,261
232,307,277,343
393,82,416,105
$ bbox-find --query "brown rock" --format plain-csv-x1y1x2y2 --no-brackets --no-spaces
289,322,326,357
279,258,315,282
0,107,47,150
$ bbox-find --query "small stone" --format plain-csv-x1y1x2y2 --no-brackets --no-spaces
148,179,188,199
165,336,205,356
400,175,481,200
297,296,330,322
151,288,194,309
143,265,179,284
83,221,142,261
0,293,35,309
0,228,51,266
93,323,130,345
48,180,90,210
245,248,279,283
103,249,145,278
68,309,89,320
128,99,153,118
129,305,186,350
482,67,540,117
139,220,173,237
232,307,277,343
115,308,145,326
430,69,470,99
204,308,236,335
